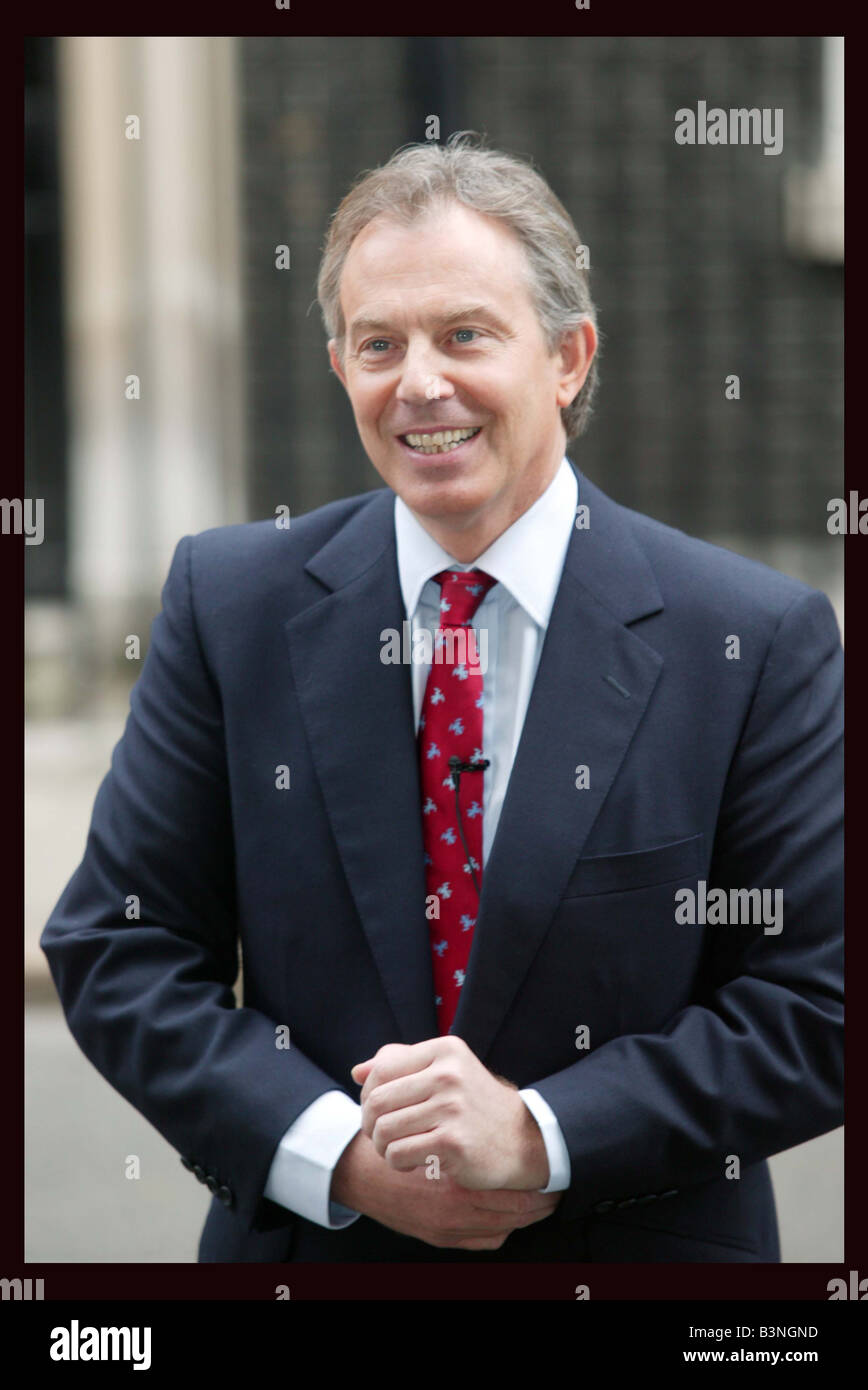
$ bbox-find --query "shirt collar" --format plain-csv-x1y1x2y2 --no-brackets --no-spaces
394,456,578,630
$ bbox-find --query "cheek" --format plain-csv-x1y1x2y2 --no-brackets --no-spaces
362,407,392,440
348,377,390,424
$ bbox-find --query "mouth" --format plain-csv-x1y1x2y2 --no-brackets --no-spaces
397,426,483,458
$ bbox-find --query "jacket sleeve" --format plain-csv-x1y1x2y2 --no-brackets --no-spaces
40,535,348,1234
531,586,844,1221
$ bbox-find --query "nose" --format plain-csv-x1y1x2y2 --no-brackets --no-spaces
395,338,456,406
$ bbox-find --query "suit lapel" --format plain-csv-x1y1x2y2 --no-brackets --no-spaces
285,489,439,1044
450,470,665,1058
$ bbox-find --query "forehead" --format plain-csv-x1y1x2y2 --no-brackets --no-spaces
339,202,533,322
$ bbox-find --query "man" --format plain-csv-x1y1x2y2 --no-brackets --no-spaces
42,133,843,1263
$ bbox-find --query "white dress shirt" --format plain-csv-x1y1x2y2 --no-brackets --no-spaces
264,457,578,1228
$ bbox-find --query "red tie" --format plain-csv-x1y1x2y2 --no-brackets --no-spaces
418,569,498,1034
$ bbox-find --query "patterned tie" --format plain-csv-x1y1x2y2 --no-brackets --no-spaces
418,568,498,1034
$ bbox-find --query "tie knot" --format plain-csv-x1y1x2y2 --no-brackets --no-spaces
435,569,497,625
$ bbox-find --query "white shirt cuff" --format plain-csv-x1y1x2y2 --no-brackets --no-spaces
518,1088,572,1192
264,1090,363,1229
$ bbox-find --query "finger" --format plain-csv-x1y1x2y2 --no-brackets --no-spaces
377,1131,441,1172
417,1228,511,1249
471,1201,556,1225
490,1203,557,1230
427,1215,518,1239
368,1099,443,1153
471,1189,558,1216
361,1069,442,1132
456,1236,509,1251
357,1039,444,1103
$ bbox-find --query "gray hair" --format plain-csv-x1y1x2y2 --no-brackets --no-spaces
316,131,600,441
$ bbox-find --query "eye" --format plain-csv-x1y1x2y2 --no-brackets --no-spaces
452,328,479,344
363,339,393,353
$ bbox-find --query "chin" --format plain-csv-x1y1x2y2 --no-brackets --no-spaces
407,483,494,521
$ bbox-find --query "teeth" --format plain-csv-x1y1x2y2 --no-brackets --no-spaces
404,427,480,453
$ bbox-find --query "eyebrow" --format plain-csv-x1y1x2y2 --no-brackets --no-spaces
347,304,508,345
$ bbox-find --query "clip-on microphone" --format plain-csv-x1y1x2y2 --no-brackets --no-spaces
447,755,489,897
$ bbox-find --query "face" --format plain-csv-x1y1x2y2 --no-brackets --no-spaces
328,201,596,559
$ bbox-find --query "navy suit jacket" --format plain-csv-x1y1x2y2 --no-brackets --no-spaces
41,463,844,1262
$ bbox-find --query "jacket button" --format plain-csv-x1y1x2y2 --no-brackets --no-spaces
216,1185,233,1208
180,1156,194,1171
593,1200,615,1214
193,1164,206,1182
206,1175,219,1194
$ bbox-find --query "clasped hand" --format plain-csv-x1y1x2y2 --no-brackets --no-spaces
332,1036,558,1250
352,1035,551,1192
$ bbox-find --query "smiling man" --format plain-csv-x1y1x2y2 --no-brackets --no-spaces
327,197,594,561
42,132,843,1264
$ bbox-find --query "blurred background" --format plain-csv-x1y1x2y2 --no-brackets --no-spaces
25,35,844,1262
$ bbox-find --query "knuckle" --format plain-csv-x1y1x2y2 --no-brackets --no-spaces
371,1113,393,1145
433,1063,458,1088
437,1138,459,1167
464,1235,506,1250
384,1139,404,1167
365,1090,385,1120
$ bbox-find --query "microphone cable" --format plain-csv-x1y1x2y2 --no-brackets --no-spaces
447,755,489,897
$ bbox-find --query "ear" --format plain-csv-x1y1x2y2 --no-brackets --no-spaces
555,319,597,409
328,339,349,391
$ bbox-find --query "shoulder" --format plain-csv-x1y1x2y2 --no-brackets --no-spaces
171,486,391,604
189,487,387,569
154,486,394,647
580,471,829,634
